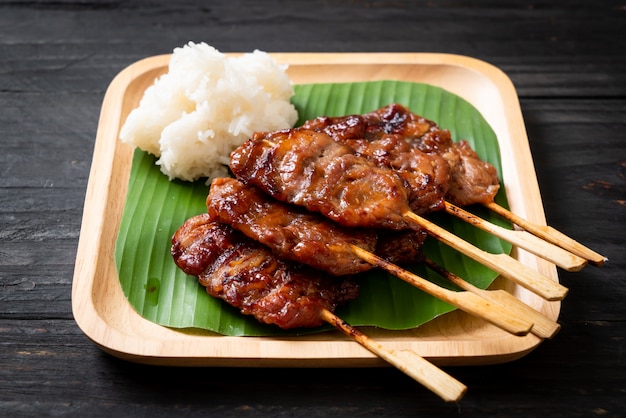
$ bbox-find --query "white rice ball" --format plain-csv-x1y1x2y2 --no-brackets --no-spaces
119,42,298,182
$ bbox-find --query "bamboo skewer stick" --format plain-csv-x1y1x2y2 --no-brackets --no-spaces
422,258,561,340
484,201,607,266
444,201,587,272
320,308,467,402
349,245,534,336
403,211,569,301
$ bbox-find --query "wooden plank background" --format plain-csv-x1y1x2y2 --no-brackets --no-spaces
1,1,624,416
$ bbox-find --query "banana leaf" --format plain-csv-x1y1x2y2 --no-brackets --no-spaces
115,80,511,336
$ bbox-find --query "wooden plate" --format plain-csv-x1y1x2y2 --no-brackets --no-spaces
71,53,560,367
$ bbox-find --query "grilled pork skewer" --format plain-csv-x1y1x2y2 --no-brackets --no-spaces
230,128,568,301
205,179,379,277
171,213,358,329
171,214,467,402
207,177,533,336
301,103,499,209
303,104,590,271
313,104,604,265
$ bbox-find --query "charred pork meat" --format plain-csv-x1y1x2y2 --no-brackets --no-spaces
171,213,359,329
207,177,427,274
302,110,450,214
230,127,413,230
206,177,377,276
303,103,500,207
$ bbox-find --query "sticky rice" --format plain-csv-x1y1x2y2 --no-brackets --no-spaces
119,42,298,182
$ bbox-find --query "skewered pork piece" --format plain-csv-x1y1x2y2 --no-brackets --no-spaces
301,104,590,271
177,173,564,343
304,104,604,266
171,213,359,329
230,126,569,301
206,177,426,275
230,127,413,230
210,176,537,334
170,212,467,402
302,108,451,214
302,103,500,207
206,177,377,276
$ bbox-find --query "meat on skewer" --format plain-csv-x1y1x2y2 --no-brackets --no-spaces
367,103,500,207
302,107,451,214
230,127,413,230
204,178,535,337
174,177,554,339
206,177,426,275
229,127,569,301
362,105,596,266
170,213,467,402
304,104,603,266
302,104,589,271
171,213,359,329
302,103,500,207
206,177,378,276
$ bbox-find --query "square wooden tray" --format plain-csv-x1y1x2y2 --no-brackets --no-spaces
71,53,560,367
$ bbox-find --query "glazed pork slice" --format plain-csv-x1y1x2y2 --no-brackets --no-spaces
171,213,359,329
368,104,500,206
206,177,377,276
230,128,413,230
302,110,450,214
304,103,500,207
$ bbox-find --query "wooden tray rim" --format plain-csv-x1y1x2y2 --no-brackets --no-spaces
71,52,560,367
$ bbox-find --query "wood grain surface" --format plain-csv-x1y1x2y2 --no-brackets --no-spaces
1,1,624,416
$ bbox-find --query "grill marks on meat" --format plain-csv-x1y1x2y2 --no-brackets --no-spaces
302,113,450,214
230,128,412,230
171,213,359,329
303,103,500,207
207,177,377,276
372,103,500,206
171,103,499,330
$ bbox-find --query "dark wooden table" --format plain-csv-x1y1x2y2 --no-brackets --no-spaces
2,1,624,416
